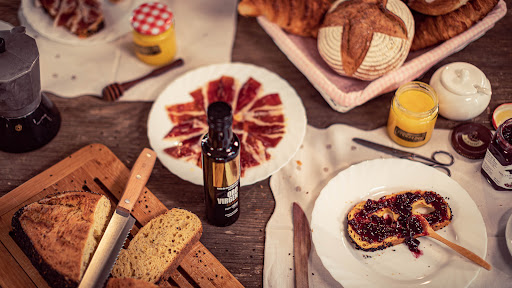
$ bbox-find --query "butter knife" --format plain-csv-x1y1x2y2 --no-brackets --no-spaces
293,202,311,288
79,148,156,288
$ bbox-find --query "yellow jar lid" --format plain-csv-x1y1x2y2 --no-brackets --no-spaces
131,2,174,35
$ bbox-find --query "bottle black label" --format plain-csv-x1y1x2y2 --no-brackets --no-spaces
214,178,239,218
203,153,240,226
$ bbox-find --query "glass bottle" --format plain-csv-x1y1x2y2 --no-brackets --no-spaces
201,102,241,226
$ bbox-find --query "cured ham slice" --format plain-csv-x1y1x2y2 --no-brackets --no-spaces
235,77,261,113
166,89,207,123
163,76,286,176
207,76,237,107
36,0,104,37
164,135,203,167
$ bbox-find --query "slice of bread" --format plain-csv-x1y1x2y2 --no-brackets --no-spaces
106,277,159,288
347,190,452,251
111,208,203,284
11,191,111,288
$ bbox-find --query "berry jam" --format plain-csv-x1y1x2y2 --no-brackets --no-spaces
348,191,450,255
481,118,512,190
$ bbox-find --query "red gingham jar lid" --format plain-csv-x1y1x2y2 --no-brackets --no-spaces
131,2,174,35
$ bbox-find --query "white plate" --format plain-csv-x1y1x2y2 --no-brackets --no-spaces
506,214,512,256
21,0,141,45
311,158,487,288
147,62,307,186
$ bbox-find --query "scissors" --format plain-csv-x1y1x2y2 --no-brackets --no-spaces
352,138,455,176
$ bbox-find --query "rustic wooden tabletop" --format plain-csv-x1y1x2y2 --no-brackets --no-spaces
0,1,511,287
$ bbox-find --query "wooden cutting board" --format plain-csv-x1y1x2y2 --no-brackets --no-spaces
0,143,244,288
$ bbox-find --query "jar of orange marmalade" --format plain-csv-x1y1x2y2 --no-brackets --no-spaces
387,81,439,147
131,2,176,65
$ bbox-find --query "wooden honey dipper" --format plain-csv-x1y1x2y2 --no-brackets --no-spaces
102,58,184,101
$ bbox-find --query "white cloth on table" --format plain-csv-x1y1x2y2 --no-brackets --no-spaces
265,124,512,287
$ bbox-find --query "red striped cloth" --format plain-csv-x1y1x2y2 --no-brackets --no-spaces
257,0,507,112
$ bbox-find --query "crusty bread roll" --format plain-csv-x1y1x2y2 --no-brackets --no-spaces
11,192,112,288
317,0,414,81
404,0,469,16
347,190,452,251
237,0,332,37
411,0,499,51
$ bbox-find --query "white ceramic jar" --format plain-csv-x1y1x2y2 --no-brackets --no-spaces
430,62,492,121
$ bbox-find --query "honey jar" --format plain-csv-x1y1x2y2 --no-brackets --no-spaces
131,2,176,65
387,81,439,147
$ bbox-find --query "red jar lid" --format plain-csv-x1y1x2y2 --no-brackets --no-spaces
451,123,492,159
131,2,174,35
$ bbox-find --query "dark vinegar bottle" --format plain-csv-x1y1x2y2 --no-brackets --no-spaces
201,101,240,226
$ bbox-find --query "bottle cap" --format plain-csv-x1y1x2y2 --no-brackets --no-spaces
131,2,174,35
207,102,232,126
450,123,492,159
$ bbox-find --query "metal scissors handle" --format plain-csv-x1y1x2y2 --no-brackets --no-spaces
352,138,455,177
406,151,454,176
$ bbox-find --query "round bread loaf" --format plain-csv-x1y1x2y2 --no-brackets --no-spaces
405,0,469,16
317,0,414,81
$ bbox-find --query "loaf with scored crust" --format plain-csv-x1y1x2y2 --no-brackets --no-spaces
317,0,414,81
347,190,452,251
111,208,203,284
11,191,111,288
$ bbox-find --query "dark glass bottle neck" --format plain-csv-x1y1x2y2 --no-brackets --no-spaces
208,123,233,149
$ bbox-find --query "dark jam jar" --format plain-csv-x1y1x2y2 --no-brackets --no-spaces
481,118,512,190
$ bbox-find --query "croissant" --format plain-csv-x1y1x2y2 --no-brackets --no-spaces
237,0,333,38
411,0,499,51
404,0,469,16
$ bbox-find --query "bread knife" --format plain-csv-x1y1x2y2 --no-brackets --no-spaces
293,202,311,288
79,148,157,288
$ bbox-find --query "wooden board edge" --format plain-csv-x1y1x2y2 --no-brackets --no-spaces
0,143,112,216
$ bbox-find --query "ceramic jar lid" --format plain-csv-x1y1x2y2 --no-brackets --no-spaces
131,2,174,36
451,123,492,159
440,62,491,96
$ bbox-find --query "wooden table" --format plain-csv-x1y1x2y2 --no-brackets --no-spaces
1,1,511,287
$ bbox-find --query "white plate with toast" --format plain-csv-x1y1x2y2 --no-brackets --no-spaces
311,158,487,288
21,0,142,45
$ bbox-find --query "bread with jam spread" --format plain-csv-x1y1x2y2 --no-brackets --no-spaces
11,191,112,288
347,190,452,251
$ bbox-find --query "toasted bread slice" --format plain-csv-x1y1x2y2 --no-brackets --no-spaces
111,208,203,284
347,190,452,251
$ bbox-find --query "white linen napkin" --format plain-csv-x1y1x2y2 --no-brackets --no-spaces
16,0,238,101
265,124,512,287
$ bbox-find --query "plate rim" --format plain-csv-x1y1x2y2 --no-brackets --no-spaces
506,213,512,256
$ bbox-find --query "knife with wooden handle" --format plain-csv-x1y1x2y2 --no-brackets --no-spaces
293,202,311,288
79,148,157,288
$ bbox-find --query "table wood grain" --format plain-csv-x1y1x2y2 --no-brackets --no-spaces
1,1,511,287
